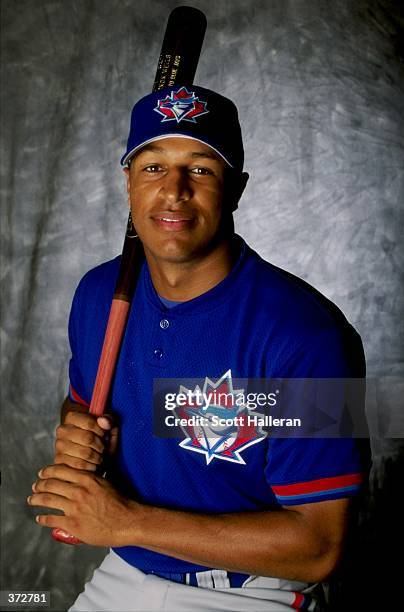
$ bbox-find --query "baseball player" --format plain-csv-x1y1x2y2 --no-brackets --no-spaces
28,86,369,611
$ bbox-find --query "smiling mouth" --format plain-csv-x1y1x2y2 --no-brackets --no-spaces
158,217,189,223
152,216,195,231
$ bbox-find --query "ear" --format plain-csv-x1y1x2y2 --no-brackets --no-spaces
226,171,249,213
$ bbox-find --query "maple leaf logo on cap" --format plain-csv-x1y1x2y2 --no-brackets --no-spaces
154,87,209,123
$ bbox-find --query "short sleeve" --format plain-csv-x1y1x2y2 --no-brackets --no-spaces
265,437,369,505
265,324,370,506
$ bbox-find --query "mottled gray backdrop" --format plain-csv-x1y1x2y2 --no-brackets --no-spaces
1,0,403,610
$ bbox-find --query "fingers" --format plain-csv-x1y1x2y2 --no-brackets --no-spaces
56,425,105,452
35,514,70,529
28,489,72,513
57,413,119,460
54,445,100,471
55,438,104,471
32,477,71,496
63,412,106,436
29,463,135,546
28,466,98,530
37,463,102,485
55,413,111,471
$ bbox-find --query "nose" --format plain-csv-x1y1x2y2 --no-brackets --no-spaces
161,167,192,206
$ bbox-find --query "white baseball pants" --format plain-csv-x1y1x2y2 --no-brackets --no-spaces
68,550,323,611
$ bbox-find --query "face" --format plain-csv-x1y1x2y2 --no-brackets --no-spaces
124,137,234,266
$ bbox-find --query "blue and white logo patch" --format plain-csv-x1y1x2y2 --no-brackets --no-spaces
173,370,267,465
154,87,209,123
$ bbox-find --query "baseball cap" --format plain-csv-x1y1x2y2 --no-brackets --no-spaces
120,85,244,171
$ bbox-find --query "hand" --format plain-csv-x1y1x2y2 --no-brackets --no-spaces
28,463,140,547
54,412,119,472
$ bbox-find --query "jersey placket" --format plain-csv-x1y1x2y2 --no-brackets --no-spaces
145,310,174,368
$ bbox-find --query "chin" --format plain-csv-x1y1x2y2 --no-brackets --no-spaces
143,239,193,264
143,231,226,265
157,247,198,264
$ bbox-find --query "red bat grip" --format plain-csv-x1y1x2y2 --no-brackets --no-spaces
51,529,82,545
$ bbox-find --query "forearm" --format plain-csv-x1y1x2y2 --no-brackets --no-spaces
30,463,348,581
130,502,342,582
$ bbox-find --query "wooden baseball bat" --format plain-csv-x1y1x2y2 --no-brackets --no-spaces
51,5,207,544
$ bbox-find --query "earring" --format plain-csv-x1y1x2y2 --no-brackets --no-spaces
126,211,138,238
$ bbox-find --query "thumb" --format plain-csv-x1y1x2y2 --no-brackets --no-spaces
96,414,114,432
96,414,119,455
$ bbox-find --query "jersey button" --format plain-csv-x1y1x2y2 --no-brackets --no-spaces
160,319,170,329
154,348,164,359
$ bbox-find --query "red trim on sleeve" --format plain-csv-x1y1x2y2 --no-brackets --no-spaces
69,385,89,407
272,473,362,496
292,592,304,609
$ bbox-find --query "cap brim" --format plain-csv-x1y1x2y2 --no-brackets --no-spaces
120,134,234,168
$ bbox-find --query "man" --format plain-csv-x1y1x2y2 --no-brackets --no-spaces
28,86,369,611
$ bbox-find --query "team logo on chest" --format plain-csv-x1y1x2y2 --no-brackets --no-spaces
154,87,209,123
173,370,267,465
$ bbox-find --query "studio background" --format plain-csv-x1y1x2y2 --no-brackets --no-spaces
1,0,403,610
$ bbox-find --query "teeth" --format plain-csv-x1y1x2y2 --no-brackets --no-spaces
160,218,184,222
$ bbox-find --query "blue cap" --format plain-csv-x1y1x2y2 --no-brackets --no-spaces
121,85,244,171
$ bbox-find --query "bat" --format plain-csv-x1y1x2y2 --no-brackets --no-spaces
51,5,207,544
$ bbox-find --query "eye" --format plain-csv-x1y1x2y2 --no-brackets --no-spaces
190,167,214,176
144,164,163,173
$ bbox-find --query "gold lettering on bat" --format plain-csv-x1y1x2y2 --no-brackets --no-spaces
157,54,184,88
157,54,172,88
168,67,178,86
167,56,182,86
162,54,171,71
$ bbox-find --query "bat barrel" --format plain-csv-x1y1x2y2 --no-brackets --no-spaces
153,6,207,91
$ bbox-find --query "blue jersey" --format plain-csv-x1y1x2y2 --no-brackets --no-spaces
68,236,368,573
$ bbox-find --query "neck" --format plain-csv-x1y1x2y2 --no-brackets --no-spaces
145,238,236,302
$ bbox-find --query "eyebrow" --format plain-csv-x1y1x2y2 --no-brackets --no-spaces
138,144,221,161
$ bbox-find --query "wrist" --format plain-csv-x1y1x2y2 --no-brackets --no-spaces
118,499,149,547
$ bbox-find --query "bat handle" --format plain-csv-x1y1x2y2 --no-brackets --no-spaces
50,299,130,545
51,528,82,545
